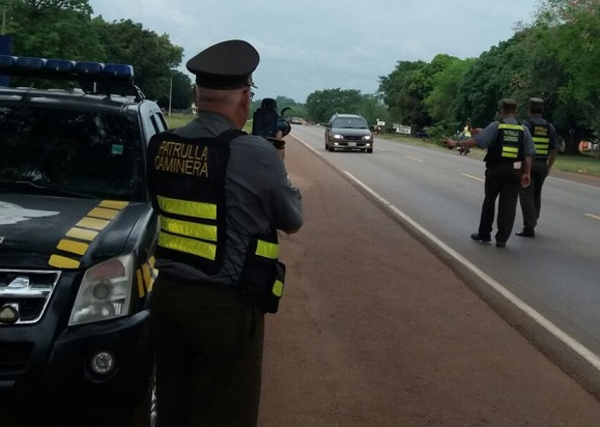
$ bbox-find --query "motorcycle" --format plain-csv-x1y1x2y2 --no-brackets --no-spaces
455,130,470,155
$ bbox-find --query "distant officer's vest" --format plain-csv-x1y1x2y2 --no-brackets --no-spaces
147,129,286,313
485,120,525,166
525,119,551,161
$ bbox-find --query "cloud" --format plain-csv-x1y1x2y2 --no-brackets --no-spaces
89,0,539,103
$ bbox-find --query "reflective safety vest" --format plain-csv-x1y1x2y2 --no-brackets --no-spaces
147,129,286,313
526,119,551,160
485,120,525,166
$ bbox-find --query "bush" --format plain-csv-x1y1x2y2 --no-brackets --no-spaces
426,121,461,147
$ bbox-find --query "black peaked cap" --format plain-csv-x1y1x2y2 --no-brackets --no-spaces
529,97,544,109
186,39,259,90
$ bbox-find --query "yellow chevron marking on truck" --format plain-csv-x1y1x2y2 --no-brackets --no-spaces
99,200,129,210
76,217,110,231
88,207,120,220
136,269,145,298
57,239,89,256
142,262,153,292
49,254,80,269
49,200,130,269
66,227,98,241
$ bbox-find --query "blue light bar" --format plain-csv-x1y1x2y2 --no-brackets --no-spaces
74,61,104,75
0,55,15,68
15,57,46,70
104,64,134,79
45,59,75,73
0,55,137,94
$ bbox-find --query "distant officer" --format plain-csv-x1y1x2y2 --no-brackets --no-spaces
443,99,535,247
516,97,558,238
146,39,303,427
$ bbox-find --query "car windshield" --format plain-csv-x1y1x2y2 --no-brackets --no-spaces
333,117,368,129
0,103,145,201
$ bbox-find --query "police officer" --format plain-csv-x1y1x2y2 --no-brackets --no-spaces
443,99,535,247
146,39,303,427
516,97,558,238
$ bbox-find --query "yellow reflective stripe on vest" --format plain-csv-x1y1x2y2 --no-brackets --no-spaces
533,137,550,155
158,231,217,260
160,215,217,242
256,240,279,259
157,195,217,220
501,146,519,158
272,280,284,297
498,124,523,131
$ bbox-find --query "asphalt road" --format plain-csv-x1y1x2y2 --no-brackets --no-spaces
258,133,600,426
289,125,600,383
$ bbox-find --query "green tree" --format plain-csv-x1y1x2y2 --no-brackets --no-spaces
305,88,364,124
5,0,105,60
378,60,425,128
92,18,183,101
157,70,193,111
424,57,475,123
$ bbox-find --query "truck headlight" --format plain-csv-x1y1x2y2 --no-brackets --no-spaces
69,254,134,326
331,134,344,139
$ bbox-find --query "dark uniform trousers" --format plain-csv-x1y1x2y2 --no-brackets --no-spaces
479,164,523,243
150,274,264,427
519,159,548,231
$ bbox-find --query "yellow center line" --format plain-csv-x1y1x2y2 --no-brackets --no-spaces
585,213,600,221
406,156,423,163
462,173,484,182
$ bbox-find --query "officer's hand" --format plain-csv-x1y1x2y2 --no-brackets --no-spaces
521,172,531,188
274,131,286,161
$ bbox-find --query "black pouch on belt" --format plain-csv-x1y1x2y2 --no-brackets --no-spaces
237,236,286,313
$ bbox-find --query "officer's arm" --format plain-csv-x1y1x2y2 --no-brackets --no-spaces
264,149,303,234
443,123,494,149
521,128,534,188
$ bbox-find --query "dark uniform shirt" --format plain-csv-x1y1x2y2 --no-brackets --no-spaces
526,116,558,160
155,112,303,284
473,116,536,158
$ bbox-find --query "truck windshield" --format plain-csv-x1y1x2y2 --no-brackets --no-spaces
333,117,369,129
0,103,145,201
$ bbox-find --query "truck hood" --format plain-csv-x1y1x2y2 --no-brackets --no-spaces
0,193,148,270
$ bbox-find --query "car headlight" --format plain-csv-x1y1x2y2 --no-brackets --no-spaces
69,254,134,326
331,134,344,139
362,135,373,140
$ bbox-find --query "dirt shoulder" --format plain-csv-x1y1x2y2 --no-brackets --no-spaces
258,137,600,426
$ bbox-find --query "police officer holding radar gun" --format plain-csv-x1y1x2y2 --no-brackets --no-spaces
146,39,303,426
516,97,558,238
443,99,535,248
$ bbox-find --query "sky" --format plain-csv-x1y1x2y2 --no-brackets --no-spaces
88,0,542,104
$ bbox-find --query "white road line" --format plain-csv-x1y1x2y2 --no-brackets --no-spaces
406,156,424,163
344,170,600,373
290,135,320,155
553,176,600,191
462,173,484,182
585,213,600,221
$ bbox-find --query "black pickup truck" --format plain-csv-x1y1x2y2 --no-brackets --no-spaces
0,55,166,426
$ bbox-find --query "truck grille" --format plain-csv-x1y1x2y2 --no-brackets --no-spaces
0,269,61,325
